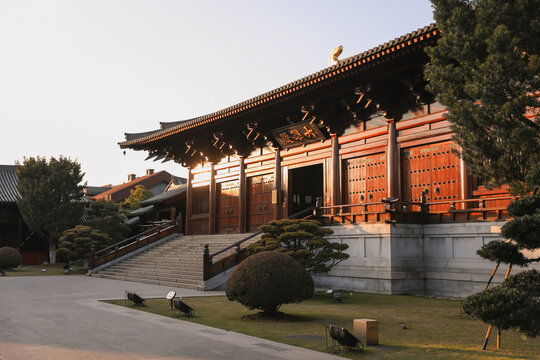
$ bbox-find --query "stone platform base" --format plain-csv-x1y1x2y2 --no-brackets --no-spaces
314,222,539,298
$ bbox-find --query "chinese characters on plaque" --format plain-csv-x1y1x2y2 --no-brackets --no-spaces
271,121,325,149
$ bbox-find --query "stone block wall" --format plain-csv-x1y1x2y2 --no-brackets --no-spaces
313,221,539,298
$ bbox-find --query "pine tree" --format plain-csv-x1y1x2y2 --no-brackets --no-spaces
16,156,85,263
56,225,113,263
247,219,348,274
426,0,540,341
86,200,130,242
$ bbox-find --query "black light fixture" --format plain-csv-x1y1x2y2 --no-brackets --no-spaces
174,298,194,317
328,325,360,348
126,291,145,306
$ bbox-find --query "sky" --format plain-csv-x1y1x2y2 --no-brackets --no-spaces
0,0,434,187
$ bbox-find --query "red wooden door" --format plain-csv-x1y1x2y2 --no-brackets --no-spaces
216,180,240,233
342,153,386,213
401,141,461,211
247,174,274,232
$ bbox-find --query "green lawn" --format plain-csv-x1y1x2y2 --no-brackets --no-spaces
106,293,540,359
2,263,87,276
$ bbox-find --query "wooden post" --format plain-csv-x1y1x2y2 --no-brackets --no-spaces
386,119,398,199
331,135,340,211
274,149,282,220
208,163,216,234
186,168,193,235
482,264,513,350
484,263,500,290
238,157,246,233
282,165,289,218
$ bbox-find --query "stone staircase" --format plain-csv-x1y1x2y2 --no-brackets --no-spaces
90,233,260,290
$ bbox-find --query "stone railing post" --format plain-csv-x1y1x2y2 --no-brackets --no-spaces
315,196,322,217
203,244,210,280
89,245,96,269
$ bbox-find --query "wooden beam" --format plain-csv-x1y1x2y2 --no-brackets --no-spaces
238,157,246,233
208,163,216,234
186,168,193,235
387,119,398,198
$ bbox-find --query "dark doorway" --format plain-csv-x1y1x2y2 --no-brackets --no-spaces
289,164,324,216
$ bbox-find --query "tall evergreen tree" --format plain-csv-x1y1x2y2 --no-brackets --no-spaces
426,0,540,194
426,0,540,341
86,200,130,243
16,156,85,263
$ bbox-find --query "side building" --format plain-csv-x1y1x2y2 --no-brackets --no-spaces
93,169,184,203
0,165,48,264
119,24,536,297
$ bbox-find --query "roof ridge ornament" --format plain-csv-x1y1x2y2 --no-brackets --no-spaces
329,45,343,66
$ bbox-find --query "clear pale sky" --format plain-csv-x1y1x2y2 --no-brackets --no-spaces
0,0,434,187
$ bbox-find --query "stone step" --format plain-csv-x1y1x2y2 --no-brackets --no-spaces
103,263,203,273
92,232,261,290
92,273,203,290
110,265,203,276
120,259,204,267
96,270,203,284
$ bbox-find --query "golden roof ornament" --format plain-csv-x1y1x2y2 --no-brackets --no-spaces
329,45,343,66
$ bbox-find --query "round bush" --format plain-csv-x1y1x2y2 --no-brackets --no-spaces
225,251,314,314
0,247,23,269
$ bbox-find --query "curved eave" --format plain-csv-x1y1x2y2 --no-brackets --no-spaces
119,24,438,149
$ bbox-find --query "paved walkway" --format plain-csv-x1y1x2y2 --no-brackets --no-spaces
0,276,344,360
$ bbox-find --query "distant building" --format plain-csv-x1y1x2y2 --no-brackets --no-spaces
92,169,186,203
84,185,112,197
126,181,187,227
0,165,48,264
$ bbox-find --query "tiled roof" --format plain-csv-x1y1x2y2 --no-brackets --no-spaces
124,119,194,142
92,170,172,202
127,205,155,217
139,183,187,207
0,165,20,203
84,185,112,197
0,165,90,204
120,24,438,148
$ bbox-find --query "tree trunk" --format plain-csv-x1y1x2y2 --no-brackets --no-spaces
48,237,57,264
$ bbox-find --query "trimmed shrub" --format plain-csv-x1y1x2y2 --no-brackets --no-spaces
248,219,348,274
0,247,23,269
56,225,113,262
225,251,314,314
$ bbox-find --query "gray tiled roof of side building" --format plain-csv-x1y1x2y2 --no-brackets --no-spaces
0,165,20,203
0,164,91,204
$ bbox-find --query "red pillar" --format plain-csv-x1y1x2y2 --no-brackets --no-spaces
273,149,282,220
238,157,246,233
386,119,398,199
208,163,216,234
185,168,193,235
331,135,341,211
